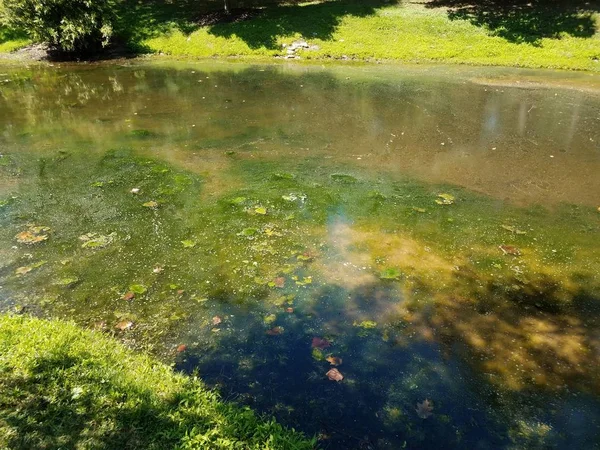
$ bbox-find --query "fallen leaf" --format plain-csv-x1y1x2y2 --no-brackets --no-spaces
326,368,344,381
499,245,521,256
115,320,133,331
412,207,427,213
435,193,455,205
15,260,47,276
380,268,401,280
416,399,434,419
353,320,377,329
266,326,284,335
312,337,331,350
286,307,294,313
326,356,342,366
79,232,116,249
212,316,222,326
130,188,140,194
237,228,258,237
264,314,277,325
129,284,147,295
153,266,164,274
295,276,313,286
176,344,187,353
177,289,185,296
181,240,197,248
15,225,50,245
297,251,314,262
501,224,527,235
273,277,285,288
229,196,246,205
255,206,267,215
122,292,135,301
143,201,159,209
15,266,33,276
56,277,79,287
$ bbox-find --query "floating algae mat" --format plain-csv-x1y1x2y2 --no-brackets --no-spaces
0,61,599,449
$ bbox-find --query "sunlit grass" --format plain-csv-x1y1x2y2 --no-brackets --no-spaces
143,1,600,71
0,314,315,449
0,26,29,52
1,1,600,70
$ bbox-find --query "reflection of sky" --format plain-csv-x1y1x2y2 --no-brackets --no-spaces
481,95,501,146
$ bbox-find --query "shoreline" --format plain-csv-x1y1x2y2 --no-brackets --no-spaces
1,0,599,72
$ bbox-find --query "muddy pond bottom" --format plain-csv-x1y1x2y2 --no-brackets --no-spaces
0,61,599,449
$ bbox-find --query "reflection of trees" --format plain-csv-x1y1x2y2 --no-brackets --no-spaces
4,64,598,206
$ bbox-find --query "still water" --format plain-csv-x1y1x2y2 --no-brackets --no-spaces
0,60,599,449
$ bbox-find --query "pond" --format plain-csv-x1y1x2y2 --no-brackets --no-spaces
0,60,599,449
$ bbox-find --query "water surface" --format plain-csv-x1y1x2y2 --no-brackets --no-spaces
1,61,599,449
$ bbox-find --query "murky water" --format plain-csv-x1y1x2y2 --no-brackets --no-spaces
1,60,599,449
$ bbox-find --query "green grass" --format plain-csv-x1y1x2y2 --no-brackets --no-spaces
140,0,600,71
2,0,600,70
0,26,29,52
0,314,315,449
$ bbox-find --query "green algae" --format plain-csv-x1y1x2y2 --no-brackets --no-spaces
0,63,599,449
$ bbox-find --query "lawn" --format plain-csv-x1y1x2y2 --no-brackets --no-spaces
142,0,600,71
0,314,314,449
1,0,599,70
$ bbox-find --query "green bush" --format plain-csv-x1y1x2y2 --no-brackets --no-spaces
0,0,119,52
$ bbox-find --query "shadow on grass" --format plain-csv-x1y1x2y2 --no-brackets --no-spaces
425,0,600,45
1,355,182,449
0,26,28,44
0,316,313,449
207,0,389,49
119,0,390,52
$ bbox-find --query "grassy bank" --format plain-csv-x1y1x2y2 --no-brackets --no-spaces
0,314,314,449
2,0,600,70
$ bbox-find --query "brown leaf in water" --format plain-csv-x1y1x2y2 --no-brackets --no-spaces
286,307,294,313
416,399,434,419
312,337,331,350
326,356,343,366
499,245,521,256
15,225,50,245
176,344,187,353
122,292,135,301
143,201,159,209
115,320,133,331
326,368,344,382
15,266,33,276
273,277,285,288
212,316,222,326
266,326,284,336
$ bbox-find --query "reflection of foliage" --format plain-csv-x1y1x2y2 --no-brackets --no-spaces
508,420,553,450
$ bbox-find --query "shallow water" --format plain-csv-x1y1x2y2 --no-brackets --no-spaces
1,60,599,449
